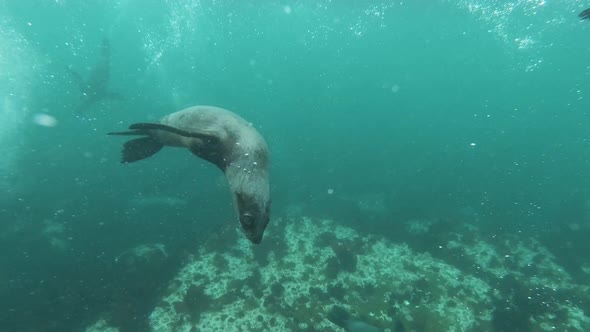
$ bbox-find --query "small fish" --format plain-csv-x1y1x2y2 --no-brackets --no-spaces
579,8,590,20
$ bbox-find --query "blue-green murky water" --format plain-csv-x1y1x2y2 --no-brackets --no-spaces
1,1,590,331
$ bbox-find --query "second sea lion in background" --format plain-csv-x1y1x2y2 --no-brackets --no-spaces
67,38,123,112
579,8,590,20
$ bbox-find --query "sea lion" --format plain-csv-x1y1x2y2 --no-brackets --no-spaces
580,8,590,20
108,105,271,244
67,38,123,112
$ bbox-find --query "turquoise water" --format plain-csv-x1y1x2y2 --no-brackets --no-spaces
1,1,590,331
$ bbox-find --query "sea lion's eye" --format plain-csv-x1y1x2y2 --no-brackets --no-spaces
242,213,254,225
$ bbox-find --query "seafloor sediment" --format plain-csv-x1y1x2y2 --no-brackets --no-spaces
87,215,590,332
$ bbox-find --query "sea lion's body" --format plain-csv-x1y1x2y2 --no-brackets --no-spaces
108,106,270,244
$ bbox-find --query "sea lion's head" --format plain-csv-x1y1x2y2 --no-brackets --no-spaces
235,191,270,244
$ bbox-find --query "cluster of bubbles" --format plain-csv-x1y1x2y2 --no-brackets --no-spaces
297,1,399,43
456,0,583,71
141,0,204,70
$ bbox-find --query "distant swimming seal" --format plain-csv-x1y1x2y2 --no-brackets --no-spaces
108,105,271,244
66,39,124,112
580,8,590,20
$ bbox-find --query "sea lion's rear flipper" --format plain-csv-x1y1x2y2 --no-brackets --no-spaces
108,129,162,163
120,137,163,163
130,123,219,142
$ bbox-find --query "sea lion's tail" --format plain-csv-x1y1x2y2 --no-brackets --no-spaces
108,127,163,163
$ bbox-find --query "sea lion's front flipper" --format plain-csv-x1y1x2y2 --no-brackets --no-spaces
65,67,85,92
107,129,148,136
75,97,97,113
120,137,163,163
129,123,219,142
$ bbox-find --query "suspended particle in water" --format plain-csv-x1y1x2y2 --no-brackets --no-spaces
391,84,400,93
284,6,292,14
327,188,334,195
33,113,58,127
469,142,477,147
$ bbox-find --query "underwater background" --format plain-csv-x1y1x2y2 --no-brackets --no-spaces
1,0,590,331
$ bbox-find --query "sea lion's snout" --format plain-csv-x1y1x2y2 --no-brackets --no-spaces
236,192,270,244
248,229,263,245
